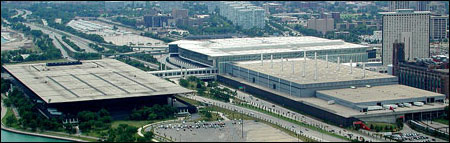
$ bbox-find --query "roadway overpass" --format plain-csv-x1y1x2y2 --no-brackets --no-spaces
148,67,217,80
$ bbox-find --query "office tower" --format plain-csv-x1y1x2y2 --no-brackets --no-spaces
415,1,430,11
307,18,334,35
389,1,410,11
430,15,449,41
380,9,430,66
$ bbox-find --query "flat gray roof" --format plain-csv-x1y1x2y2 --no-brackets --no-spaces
221,75,448,118
171,36,368,57
3,59,192,104
234,57,396,84
317,84,445,104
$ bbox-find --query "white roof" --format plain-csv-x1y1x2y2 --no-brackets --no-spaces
171,36,369,57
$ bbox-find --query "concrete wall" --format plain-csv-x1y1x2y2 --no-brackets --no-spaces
217,75,360,127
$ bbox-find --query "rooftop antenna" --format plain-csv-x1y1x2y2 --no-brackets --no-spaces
326,54,328,68
281,56,284,71
261,53,263,66
271,55,273,68
314,52,317,81
350,59,353,74
303,51,306,77
337,57,340,71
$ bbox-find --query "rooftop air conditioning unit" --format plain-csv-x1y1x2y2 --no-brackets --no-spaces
327,100,335,105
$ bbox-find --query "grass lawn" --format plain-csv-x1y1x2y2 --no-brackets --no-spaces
433,118,449,125
365,122,399,132
111,120,153,128
1,106,20,129
175,95,203,106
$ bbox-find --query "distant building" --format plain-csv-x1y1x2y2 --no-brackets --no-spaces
331,12,340,21
172,9,188,19
389,1,410,11
144,15,173,28
415,1,430,11
396,59,449,98
263,2,282,15
307,18,334,35
380,9,430,66
159,1,183,13
105,1,125,10
430,15,449,41
392,42,405,76
216,1,265,29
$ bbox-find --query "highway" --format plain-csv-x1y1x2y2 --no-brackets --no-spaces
25,23,74,60
26,23,98,53
216,84,389,142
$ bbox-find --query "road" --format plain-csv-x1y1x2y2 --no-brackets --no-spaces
11,9,24,19
157,55,180,69
27,23,97,53
399,123,447,142
25,23,74,60
129,57,160,70
218,84,389,142
182,94,348,142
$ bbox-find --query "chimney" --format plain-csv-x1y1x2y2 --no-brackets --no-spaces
281,57,284,71
271,55,273,68
303,51,306,77
363,62,366,78
314,52,317,81
350,59,353,74
337,57,340,71
292,60,295,74
326,54,328,68
261,53,264,66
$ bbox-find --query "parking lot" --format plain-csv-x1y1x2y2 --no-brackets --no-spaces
390,133,433,142
151,120,298,142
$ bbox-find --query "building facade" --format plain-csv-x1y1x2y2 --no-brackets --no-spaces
307,18,334,35
213,1,265,29
380,9,430,66
430,15,449,41
389,1,410,11
415,1,430,11
397,61,449,98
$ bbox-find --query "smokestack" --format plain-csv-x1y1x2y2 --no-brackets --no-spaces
363,62,366,78
350,59,353,74
271,55,273,68
292,61,295,74
160,62,163,70
261,53,264,66
303,51,306,77
326,54,328,68
337,57,340,71
314,52,317,81
281,57,284,71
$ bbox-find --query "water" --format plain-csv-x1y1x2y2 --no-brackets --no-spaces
1,36,7,43
1,130,70,142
